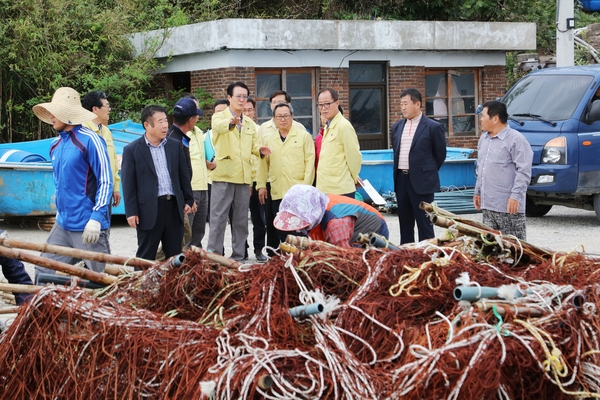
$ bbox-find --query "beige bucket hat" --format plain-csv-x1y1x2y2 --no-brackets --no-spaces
32,87,97,126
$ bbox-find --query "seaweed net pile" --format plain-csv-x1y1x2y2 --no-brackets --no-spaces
2,210,600,398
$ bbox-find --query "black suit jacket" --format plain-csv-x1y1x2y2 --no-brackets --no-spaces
121,136,194,231
391,114,447,195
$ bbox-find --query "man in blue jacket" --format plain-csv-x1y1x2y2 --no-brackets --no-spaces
32,87,113,281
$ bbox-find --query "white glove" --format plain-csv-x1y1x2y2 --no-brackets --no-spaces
82,219,101,244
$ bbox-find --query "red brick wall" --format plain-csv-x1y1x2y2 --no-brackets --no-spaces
190,67,256,117
482,65,506,103
389,66,426,128
318,68,350,115
186,64,506,152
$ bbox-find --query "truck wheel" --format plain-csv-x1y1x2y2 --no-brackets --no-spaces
525,197,552,217
594,194,600,222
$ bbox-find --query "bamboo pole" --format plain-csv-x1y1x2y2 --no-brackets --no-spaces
420,201,502,234
284,235,335,249
0,246,117,285
475,301,545,318
430,214,550,260
188,246,242,268
0,238,154,271
0,306,20,315
0,282,41,294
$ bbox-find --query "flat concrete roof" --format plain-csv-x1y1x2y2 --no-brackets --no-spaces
130,18,536,58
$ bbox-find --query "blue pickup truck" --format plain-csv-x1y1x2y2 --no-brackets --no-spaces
502,65,600,220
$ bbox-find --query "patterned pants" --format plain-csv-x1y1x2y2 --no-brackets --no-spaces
482,209,527,240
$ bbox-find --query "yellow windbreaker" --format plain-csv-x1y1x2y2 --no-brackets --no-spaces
256,125,315,200
188,126,209,191
211,108,260,184
316,112,361,194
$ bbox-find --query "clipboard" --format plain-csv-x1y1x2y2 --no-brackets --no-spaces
204,131,215,162
359,179,386,206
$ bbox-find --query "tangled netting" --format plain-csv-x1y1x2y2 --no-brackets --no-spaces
2,236,600,399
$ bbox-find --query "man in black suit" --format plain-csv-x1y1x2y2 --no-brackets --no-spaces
121,105,195,260
392,88,447,244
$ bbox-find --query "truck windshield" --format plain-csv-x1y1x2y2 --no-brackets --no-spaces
504,74,593,121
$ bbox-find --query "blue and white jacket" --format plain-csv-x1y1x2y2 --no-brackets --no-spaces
50,125,113,231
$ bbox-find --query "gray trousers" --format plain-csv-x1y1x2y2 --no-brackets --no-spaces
208,181,250,261
188,190,209,248
35,222,110,283
482,209,527,240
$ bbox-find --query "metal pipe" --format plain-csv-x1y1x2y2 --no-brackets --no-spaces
572,293,586,309
369,234,400,251
257,374,274,390
454,286,499,301
288,303,324,318
169,253,185,268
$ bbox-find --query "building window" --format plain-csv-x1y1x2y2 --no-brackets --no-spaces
255,69,316,134
425,70,479,136
349,62,388,150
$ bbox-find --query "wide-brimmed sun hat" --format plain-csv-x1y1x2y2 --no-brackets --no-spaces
272,185,330,232
32,87,97,126
273,210,310,231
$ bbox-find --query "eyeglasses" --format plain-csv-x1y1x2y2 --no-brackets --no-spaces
274,115,291,121
317,101,335,110
232,95,248,101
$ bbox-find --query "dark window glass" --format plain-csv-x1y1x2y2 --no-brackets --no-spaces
425,72,476,134
350,88,382,135
287,74,312,97
349,63,384,83
504,74,593,121
256,74,281,100
294,117,314,135
291,99,312,117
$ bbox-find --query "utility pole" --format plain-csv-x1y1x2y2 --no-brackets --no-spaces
556,0,575,67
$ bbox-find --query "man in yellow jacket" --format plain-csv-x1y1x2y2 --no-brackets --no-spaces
207,82,267,261
257,103,315,244
82,90,121,208
316,88,362,197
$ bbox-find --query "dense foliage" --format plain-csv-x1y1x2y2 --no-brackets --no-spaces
0,0,588,142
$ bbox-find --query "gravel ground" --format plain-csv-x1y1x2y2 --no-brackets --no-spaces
1,205,599,289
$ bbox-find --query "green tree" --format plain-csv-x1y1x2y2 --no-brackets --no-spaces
0,0,187,142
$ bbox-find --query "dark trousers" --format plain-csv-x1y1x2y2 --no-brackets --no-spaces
395,172,435,244
1,256,33,305
265,183,280,251
270,198,289,243
188,190,209,248
249,182,266,254
136,197,184,260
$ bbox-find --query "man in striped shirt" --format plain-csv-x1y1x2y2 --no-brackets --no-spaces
473,101,533,240
391,89,446,244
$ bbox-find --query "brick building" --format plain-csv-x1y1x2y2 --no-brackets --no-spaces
131,19,535,150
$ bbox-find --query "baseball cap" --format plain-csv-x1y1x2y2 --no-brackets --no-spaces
273,211,310,231
174,98,203,117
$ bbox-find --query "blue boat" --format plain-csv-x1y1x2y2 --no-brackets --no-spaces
0,120,144,217
0,122,477,217
359,148,476,195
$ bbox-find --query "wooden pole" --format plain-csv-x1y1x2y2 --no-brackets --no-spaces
0,282,41,294
188,246,242,268
0,246,117,285
0,238,155,270
0,306,20,315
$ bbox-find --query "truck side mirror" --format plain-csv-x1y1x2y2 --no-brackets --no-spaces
587,100,600,122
